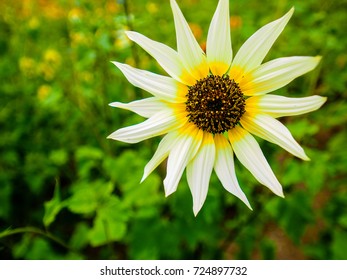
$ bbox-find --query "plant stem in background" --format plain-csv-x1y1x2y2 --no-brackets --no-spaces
122,0,140,68
0,227,73,253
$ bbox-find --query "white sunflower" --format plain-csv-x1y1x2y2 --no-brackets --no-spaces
108,0,327,215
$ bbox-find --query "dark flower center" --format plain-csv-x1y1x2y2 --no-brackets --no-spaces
185,74,245,134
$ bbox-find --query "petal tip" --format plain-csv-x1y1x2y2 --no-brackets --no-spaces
282,7,294,22
111,61,121,68
124,30,135,38
140,175,146,184
193,206,201,217
124,31,138,42
303,155,311,161
163,180,176,197
287,7,295,17
321,96,328,105
108,102,119,107
300,150,311,161
245,201,253,211
313,95,328,109
278,190,285,198
107,131,120,141
164,190,174,198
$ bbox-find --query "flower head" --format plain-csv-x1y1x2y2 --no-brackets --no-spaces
108,0,326,215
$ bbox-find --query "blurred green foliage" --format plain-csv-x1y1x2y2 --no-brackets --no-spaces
0,0,346,260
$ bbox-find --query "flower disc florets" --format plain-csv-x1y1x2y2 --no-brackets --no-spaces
185,74,245,134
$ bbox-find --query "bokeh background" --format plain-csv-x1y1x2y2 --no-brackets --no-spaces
0,0,346,260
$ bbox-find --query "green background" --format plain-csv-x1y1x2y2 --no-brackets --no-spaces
0,0,346,259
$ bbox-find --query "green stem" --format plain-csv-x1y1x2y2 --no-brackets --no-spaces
122,0,144,101
123,0,140,68
0,227,70,251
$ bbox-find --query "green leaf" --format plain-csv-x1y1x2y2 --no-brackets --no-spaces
265,192,313,243
75,146,104,179
49,149,68,166
66,185,98,215
332,230,347,259
43,183,65,228
69,222,90,250
65,180,114,215
337,215,347,228
13,236,63,260
88,196,129,246
286,119,319,140
260,239,276,259
88,216,127,247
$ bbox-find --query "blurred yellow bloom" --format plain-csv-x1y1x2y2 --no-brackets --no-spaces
44,49,61,67
19,57,36,77
70,32,89,46
38,63,54,81
114,29,131,49
80,71,94,84
106,1,120,13
68,8,83,22
230,15,242,29
37,84,52,101
28,17,40,30
189,23,203,40
146,3,159,14
35,49,62,81
40,1,65,19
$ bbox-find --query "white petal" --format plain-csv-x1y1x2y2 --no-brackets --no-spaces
170,0,209,80
214,134,252,209
228,126,283,197
246,94,327,118
125,31,194,85
206,0,232,75
141,132,178,183
186,133,215,216
241,113,309,160
109,97,166,118
242,56,321,96
231,8,294,74
107,109,178,143
112,61,186,103
163,125,203,197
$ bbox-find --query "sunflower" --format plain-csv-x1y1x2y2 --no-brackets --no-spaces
108,0,326,215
